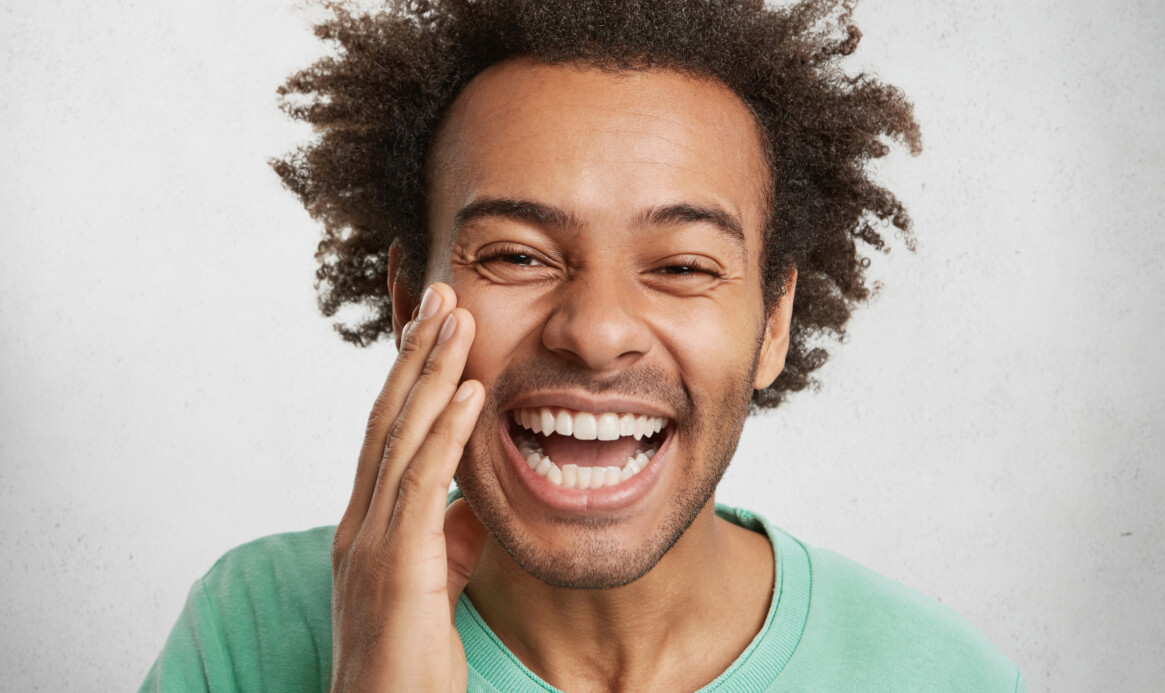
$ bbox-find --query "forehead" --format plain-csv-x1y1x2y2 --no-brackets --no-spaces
427,59,770,248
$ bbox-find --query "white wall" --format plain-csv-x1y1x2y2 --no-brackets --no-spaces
1,0,1161,691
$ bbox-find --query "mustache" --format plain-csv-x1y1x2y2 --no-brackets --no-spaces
486,358,693,421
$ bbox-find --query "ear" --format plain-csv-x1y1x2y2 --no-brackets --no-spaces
388,242,421,350
752,268,797,390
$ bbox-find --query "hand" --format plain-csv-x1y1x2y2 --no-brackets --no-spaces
329,283,488,692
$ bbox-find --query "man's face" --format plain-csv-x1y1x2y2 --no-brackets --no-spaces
424,60,788,588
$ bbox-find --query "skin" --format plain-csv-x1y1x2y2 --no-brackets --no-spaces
331,60,796,692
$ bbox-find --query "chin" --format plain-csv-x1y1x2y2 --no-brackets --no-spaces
453,356,756,588
454,416,727,590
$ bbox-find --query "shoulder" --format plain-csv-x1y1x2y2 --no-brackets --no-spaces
142,527,336,693
194,527,336,692
788,538,1023,692
713,506,1023,691
203,525,335,589
198,525,335,636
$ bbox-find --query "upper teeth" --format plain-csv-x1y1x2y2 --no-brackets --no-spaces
513,407,668,441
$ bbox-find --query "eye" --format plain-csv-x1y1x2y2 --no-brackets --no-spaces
659,264,703,275
497,253,540,266
474,243,549,268
642,255,727,296
479,251,546,268
655,258,722,278
467,243,557,285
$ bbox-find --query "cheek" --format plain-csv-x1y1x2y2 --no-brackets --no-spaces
456,286,547,383
653,304,762,391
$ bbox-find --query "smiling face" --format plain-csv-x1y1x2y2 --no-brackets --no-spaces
421,60,791,588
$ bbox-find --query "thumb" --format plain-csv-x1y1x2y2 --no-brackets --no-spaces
444,498,487,617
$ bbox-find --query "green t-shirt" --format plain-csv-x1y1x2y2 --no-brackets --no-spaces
140,505,1024,692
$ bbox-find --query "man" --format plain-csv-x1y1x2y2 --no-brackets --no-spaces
142,0,1024,690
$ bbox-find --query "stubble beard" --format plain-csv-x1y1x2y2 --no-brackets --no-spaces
454,352,759,590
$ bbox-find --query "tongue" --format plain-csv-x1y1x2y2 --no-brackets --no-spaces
539,433,644,468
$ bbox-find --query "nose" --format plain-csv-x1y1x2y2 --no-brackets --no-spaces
541,272,652,373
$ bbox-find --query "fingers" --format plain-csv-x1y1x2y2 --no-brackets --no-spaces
385,377,483,540
336,283,469,552
366,305,479,531
328,281,483,692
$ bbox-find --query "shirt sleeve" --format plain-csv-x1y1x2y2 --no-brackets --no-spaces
137,528,335,693
138,578,233,693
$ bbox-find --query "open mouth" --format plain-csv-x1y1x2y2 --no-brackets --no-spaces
508,407,669,490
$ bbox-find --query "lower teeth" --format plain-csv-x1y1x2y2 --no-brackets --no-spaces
516,434,660,490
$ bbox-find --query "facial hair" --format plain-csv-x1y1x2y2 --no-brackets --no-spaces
454,347,760,590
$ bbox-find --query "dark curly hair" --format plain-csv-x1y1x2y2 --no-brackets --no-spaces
271,0,921,410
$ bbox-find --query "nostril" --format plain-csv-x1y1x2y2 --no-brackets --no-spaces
541,289,652,371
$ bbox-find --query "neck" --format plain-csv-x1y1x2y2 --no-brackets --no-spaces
464,498,774,692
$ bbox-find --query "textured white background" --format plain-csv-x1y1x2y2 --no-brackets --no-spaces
1,0,1162,691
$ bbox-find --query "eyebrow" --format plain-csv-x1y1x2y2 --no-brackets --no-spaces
451,196,747,252
640,203,746,252
452,197,582,238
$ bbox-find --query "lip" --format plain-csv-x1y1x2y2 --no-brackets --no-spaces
497,412,674,514
502,390,674,419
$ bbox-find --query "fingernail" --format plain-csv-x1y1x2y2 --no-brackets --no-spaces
436,313,457,344
453,381,474,402
418,287,441,321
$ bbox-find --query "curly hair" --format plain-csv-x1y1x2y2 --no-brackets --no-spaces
271,0,921,410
